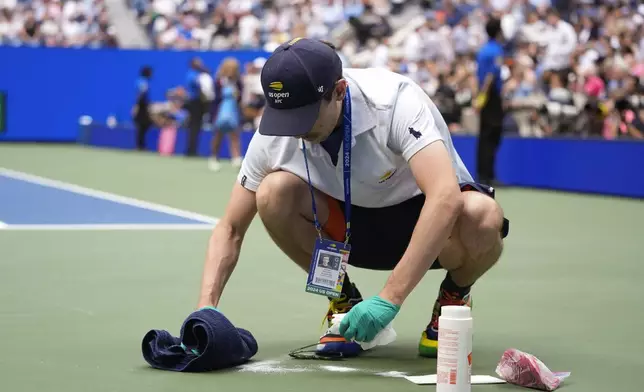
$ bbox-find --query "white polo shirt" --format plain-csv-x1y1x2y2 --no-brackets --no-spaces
237,68,473,208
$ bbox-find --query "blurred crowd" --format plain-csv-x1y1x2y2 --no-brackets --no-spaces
132,0,644,140
0,0,119,47
134,0,396,51
381,0,644,140
2,0,644,139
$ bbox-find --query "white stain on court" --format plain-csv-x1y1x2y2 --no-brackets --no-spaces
237,358,407,377
374,371,409,378
239,360,310,374
320,365,360,372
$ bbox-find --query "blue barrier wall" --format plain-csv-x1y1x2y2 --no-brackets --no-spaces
452,136,644,198
0,47,270,141
82,126,644,199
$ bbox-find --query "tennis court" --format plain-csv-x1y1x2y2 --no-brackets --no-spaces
1,143,641,392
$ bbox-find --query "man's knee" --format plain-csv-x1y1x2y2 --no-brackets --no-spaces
465,192,503,234
458,191,504,255
256,171,305,219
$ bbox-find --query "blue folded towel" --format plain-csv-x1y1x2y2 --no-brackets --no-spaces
141,308,258,372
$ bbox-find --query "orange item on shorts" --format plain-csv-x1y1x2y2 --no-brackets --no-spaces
323,194,346,243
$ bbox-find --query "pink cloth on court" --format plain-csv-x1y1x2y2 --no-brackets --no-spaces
495,348,571,391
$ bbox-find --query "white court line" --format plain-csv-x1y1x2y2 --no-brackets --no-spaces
0,224,214,231
0,167,220,225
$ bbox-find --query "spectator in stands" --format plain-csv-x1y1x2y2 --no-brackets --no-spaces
0,10,20,45
516,9,548,46
541,9,577,88
433,72,460,129
19,9,40,45
208,57,244,172
347,1,391,47
504,60,541,137
547,72,573,105
607,98,644,140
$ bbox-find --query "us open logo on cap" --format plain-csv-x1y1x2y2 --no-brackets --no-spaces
268,81,289,104
269,81,283,91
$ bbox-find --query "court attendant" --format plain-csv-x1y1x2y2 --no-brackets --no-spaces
474,18,505,186
133,66,153,151
184,58,209,157
194,38,510,358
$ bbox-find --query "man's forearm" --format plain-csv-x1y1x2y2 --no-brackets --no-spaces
197,222,244,308
380,191,463,305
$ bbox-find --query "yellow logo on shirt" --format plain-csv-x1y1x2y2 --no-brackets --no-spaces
269,81,283,91
378,169,397,183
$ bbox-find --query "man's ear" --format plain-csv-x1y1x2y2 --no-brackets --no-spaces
335,79,347,101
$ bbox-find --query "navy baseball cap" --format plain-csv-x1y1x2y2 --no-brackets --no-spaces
258,38,343,137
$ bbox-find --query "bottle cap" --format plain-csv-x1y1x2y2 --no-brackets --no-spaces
441,305,471,320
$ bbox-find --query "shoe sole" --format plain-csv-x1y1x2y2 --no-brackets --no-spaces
418,331,438,358
417,297,473,358
317,335,362,357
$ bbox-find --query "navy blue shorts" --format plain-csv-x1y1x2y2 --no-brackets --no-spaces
323,182,510,271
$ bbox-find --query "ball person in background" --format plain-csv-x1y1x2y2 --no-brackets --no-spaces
474,18,505,186
184,57,211,157
133,66,153,151
208,57,244,172
192,38,509,359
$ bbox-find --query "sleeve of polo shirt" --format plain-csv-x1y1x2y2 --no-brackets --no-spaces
388,83,444,162
236,134,271,192
492,48,503,78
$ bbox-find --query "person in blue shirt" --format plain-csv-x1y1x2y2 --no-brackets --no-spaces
184,57,210,157
133,66,153,151
474,18,505,186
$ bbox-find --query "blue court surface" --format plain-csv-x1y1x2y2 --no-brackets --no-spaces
0,168,218,230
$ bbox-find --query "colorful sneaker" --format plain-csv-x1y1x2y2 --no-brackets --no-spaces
418,289,472,358
315,284,363,358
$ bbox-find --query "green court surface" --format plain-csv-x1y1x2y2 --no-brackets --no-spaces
0,144,642,392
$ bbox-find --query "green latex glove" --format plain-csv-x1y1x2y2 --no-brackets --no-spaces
339,296,400,343
199,306,220,313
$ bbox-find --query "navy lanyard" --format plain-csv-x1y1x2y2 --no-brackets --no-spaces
302,86,352,245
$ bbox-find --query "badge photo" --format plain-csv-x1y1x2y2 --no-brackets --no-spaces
305,238,350,299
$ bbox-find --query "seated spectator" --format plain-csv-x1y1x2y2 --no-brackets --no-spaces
0,0,117,47
548,72,573,105
505,62,542,137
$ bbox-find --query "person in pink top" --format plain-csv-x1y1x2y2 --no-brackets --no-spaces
584,75,605,99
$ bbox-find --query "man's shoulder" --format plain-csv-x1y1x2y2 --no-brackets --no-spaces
478,41,502,57
344,67,412,87
344,68,422,107
247,130,299,156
